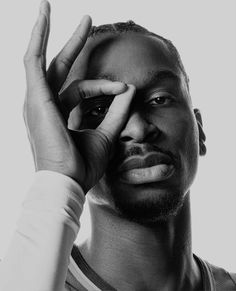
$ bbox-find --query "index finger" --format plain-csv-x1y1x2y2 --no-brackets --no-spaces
47,15,92,93
59,79,127,120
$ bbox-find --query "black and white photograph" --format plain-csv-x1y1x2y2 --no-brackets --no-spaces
0,1,235,290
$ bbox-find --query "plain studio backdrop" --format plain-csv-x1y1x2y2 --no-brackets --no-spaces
0,0,235,272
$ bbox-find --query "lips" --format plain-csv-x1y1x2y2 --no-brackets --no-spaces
117,152,174,173
115,152,176,184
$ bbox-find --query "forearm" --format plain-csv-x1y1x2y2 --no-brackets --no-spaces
0,171,85,291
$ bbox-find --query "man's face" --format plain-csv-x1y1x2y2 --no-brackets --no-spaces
74,33,200,223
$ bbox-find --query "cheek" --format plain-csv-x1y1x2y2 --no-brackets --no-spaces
166,111,199,181
149,109,199,166
152,110,199,189
150,109,198,149
173,115,198,154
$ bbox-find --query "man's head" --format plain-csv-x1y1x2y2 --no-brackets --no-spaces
66,21,206,223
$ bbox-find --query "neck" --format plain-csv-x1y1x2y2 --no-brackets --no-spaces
78,192,201,291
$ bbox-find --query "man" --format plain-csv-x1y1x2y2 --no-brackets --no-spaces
0,1,235,290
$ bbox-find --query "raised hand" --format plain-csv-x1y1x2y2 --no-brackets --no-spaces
23,1,136,193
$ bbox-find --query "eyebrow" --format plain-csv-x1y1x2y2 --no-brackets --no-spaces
142,70,180,89
95,69,180,89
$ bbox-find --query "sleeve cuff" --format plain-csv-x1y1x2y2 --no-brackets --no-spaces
22,170,85,235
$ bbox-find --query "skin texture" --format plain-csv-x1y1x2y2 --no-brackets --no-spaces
67,34,206,290
23,1,206,290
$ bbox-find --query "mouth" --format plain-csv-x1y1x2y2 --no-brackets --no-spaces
117,152,175,185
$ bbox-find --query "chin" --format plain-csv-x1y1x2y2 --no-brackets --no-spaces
89,173,187,224
109,182,185,224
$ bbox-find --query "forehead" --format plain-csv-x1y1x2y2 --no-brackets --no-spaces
63,32,186,95
85,33,180,88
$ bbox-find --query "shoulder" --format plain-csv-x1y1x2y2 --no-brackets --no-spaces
206,260,236,290
194,254,236,290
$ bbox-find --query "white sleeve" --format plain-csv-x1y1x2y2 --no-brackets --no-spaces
0,170,85,291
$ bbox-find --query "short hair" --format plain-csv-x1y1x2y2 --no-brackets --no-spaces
89,21,189,88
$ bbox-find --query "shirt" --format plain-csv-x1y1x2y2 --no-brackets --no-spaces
0,171,235,291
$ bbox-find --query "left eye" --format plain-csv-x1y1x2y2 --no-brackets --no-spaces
148,96,172,105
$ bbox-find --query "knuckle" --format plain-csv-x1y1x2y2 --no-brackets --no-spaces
23,53,42,68
23,54,36,67
32,29,44,40
72,31,85,44
77,34,86,45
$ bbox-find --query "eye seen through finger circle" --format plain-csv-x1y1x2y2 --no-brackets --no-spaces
89,105,109,117
82,95,114,118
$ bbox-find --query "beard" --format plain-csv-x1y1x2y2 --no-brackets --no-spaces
109,181,184,224
89,173,185,225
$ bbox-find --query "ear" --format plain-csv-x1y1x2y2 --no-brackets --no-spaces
194,108,206,156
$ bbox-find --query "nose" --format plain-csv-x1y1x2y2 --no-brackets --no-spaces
119,110,160,143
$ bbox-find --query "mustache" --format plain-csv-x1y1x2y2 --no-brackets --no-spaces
110,144,178,167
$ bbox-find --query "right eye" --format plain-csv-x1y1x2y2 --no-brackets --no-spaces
87,105,109,117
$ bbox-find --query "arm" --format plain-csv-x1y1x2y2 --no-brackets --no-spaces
0,171,85,291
